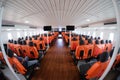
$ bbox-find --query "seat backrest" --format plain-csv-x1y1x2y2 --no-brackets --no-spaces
21,45,29,57
75,45,85,60
39,43,42,49
84,44,94,59
28,47,39,59
70,40,79,51
7,49,27,74
113,54,120,68
8,57,27,75
92,44,103,57
0,52,4,61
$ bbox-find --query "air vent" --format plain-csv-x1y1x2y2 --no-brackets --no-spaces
2,25,15,27
29,27,37,29
104,22,117,25
81,25,89,28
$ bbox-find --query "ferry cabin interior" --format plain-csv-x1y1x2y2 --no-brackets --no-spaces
0,0,120,80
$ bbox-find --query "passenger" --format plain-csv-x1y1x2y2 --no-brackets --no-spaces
7,49,39,69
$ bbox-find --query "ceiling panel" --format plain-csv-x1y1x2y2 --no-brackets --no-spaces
1,0,118,27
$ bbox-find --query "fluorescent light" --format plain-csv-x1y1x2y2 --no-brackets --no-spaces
25,21,29,23
86,19,90,21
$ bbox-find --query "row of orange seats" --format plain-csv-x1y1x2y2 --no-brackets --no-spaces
62,32,113,60
75,39,113,60
8,32,59,58
26,32,58,45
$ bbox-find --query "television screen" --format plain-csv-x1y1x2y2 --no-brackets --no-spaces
43,26,52,31
66,25,75,31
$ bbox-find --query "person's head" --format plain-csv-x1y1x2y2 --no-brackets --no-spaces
34,37,37,40
28,37,32,41
99,51,109,62
72,37,77,41
8,40,11,43
109,40,112,43
95,40,99,44
29,41,34,46
105,40,108,44
39,37,43,41
98,37,100,40
94,37,97,40
85,36,88,40
100,40,104,44
90,36,93,40
79,40,84,45
25,36,28,40
14,41,17,44
22,40,26,45
7,49,14,58
88,39,92,44
79,36,82,40
18,41,22,45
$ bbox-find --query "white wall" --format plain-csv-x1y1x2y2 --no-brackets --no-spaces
0,25,46,44
74,23,117,46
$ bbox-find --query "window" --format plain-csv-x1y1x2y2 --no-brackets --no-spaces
84,32,86,35
33,32,36,35
17,32,20,38
93,32,96,38
100,32,103,39
88,32,90,35
30,32,32,36
24,32,27,36
8,33,12,39
59,28,62,31
109,33,114,41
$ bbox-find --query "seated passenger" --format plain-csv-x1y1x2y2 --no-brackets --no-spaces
7,49,39,70
79,51,109,79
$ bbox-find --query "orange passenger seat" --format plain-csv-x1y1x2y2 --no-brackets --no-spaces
28,41,39,59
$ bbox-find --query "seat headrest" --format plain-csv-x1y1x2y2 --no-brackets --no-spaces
18,40,22,45
99,51,109,62
29,41,34,46
7,49,14,58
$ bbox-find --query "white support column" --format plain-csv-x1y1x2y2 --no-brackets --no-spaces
0,4,20,80
47,31,49,49
99,0,120,80
69,31,71,47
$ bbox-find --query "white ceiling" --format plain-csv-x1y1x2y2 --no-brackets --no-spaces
1,0,120,27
